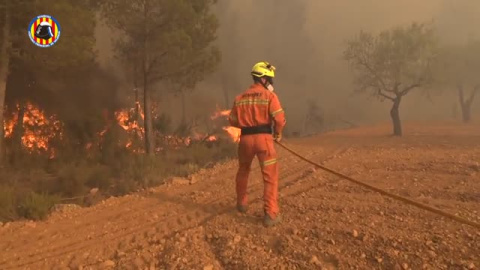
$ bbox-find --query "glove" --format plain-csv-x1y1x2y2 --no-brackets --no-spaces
273,133,282,142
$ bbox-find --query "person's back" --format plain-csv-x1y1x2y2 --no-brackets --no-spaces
230,83,285,132
228,61,286,227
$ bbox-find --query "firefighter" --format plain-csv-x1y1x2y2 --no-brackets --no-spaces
228,61,286,227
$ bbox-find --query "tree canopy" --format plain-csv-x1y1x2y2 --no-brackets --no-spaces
344,23,439,135
100,0,219,86
100,0,220,154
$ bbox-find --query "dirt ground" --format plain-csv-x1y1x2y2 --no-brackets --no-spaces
0,122,479,270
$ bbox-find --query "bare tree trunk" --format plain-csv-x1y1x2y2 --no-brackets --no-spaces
9,102,25,164
143,76,154,155
0,3,11,166
134,87,140,119
458,85,477,123
142,0,154,156
390,96,402,136
13,102,25,148
133,63,141,122
458,85,468,123
461,105,471,123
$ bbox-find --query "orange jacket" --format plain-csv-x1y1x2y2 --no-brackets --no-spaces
228,83,286,135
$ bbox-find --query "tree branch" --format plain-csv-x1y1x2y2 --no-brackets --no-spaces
358,58,390,94
399,83,421,96
346,40,392,95
378,90,395,101
145,51,167,76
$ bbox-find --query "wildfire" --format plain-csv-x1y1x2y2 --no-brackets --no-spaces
109,102,147,151
3,107,18,137
205,135,217,142
3,102,62,154
211,106,241,143
210,106,231,120
115,110,144,137
2,100,239,157
22,103,63,151
222,126,241,143
109,102,206,151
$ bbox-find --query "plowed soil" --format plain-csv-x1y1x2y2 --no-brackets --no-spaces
0,123,479,270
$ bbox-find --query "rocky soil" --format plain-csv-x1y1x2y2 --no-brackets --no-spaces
0,123,479,270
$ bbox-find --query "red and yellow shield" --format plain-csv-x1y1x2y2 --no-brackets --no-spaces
28,15,61,47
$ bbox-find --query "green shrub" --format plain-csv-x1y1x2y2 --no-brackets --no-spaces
19,192,60,221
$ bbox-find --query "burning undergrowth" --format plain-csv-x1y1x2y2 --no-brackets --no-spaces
3,101,241,157
1,101,240,221
3,102,63,158
210,106,241,143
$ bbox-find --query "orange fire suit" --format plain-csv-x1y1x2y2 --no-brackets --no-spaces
228,83,286,218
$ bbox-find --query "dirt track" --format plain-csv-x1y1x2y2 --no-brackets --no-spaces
0,123,479,270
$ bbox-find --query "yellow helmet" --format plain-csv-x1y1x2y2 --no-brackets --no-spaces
251,61,276,78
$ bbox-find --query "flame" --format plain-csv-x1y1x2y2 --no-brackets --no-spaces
222,126,241,143
49,148,56,159
99,129,108,137
211,106,241,143
205,135,217,142
112,105,145,150
115,110,144,135
109,102,193,151
3,99,227,156
3,102,62,154
99,101,232,152
137,101,145,120
4,104,19,137
21,103,62,151
211,107,231,120
4,115,18,138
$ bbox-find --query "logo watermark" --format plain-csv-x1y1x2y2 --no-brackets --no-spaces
28,15,61,48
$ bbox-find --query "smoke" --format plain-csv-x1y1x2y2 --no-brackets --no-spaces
436,0,480,44
207,0,480,131
95,0,480,132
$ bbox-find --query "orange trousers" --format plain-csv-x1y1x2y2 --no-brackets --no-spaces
235,134,279,218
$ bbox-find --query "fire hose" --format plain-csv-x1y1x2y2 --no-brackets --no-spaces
274,141,480,230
